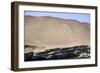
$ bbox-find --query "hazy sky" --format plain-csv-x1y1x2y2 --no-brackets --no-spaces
24,11,90,23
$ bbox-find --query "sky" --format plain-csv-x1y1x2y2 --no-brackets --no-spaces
24,11,90,23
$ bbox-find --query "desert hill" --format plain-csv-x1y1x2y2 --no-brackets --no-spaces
24,16,90,52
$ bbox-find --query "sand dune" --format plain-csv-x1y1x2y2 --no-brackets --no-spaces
24,16,90,50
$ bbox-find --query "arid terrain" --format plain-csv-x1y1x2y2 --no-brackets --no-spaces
24,16,90,61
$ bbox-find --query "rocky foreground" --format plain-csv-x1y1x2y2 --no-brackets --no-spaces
24,45,90,61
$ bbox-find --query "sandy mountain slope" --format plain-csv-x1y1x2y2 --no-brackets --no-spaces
24,16,90,50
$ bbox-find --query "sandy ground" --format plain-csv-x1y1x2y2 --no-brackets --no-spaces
24,16,90,53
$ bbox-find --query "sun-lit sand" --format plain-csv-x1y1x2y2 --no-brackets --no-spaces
24,16,90,53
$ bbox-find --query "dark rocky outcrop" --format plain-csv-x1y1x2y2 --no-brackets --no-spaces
24,45,90,61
